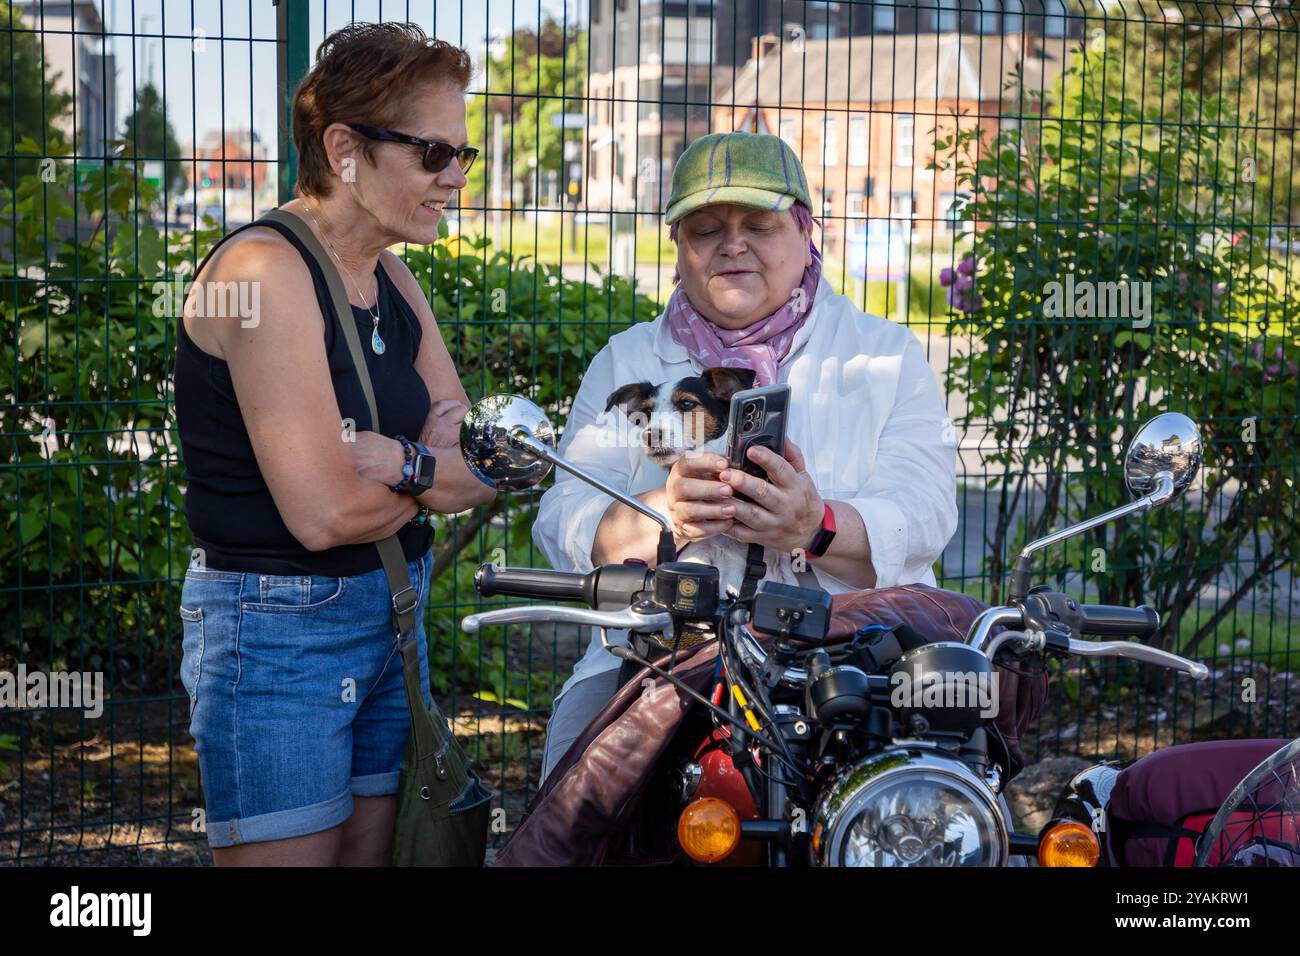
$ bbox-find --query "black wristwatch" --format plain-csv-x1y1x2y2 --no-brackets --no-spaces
390,435,435,495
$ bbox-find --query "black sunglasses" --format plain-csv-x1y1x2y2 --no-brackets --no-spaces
347,123,479,175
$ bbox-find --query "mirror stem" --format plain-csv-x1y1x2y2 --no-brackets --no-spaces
1007,473,1175,602
510,429,676,548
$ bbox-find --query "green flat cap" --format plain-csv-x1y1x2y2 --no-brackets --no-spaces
665,130,811,225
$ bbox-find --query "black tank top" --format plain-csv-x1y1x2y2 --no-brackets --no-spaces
173,218,433,575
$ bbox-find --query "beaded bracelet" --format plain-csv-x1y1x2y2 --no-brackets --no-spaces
390,435,417,494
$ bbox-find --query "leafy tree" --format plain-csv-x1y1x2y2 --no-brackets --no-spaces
0,0,72,185
1100,1,1300,225
465,18,588,210
121,83,187,195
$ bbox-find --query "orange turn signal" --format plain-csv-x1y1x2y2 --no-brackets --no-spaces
677,797,741,864
1038,819,1101,867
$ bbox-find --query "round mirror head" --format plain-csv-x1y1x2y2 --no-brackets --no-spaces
1124,412,1202,501
459,395,556,491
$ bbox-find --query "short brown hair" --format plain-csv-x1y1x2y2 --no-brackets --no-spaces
292,22,472,198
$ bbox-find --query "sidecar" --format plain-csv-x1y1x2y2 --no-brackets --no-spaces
1048,738,1293,866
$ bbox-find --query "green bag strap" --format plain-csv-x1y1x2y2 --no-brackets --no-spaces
257,208,421,645
260,208,382,430
399,634,453,779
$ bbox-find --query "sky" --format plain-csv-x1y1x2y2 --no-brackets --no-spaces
93,0,582,152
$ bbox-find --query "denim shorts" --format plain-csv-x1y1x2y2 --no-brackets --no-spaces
179,550,433,849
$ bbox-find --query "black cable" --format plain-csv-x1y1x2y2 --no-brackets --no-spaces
666,627,683,672
991,646,1050,679
736,653,803,773
607,644,787,755
719,629,810,778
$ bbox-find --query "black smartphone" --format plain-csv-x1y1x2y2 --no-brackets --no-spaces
724,384,791,502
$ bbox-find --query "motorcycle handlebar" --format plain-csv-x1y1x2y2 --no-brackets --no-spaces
1078,603,1160,638
982,628,1209,681
475,565,589,602
473,562,653,610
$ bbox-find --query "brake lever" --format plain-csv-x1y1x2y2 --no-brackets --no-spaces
1065,636,1209,680
461,605,673,635
983,629,1208,680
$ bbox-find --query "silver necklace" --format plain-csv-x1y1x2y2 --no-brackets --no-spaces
304,201,386,355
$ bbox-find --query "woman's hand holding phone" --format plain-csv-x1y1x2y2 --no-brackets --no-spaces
718,438,825,554
663,452,736,546
661,385,821,553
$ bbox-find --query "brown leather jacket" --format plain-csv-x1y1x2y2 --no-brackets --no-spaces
495,584,1047,866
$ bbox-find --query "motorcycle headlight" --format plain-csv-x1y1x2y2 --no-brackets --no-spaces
812,751,1007,867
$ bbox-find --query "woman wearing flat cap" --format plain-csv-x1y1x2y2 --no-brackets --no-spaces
531,130,958,781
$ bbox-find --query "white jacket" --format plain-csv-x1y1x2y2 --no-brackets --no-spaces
531,275,958,694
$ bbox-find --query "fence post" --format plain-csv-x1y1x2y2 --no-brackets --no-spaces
276,0,311,204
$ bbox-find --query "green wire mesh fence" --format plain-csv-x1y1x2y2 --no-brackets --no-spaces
2,0,1296,863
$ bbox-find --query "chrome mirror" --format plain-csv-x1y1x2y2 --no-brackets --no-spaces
1008,411,1204,600
1124,412,1202,503
459,394,556,491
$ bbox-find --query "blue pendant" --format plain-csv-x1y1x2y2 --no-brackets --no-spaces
370,325,386,355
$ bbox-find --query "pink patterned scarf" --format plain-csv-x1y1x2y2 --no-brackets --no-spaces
665,264,821,387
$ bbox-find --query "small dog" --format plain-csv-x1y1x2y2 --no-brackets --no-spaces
605,367,760,595
605,367,754,467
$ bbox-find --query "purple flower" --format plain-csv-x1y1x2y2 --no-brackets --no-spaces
1213,345,1245,374
947,284,984,313
939,266,956,287
954,273,975,293
957,255,977,277
1246,339,1298,380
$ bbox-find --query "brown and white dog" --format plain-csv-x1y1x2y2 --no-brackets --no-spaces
605,367,754,467
605,367,758,595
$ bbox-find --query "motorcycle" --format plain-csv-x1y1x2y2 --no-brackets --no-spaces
459,397,1208,866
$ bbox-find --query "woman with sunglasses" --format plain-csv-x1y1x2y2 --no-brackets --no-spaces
173,23,494,866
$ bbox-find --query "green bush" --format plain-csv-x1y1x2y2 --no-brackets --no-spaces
936,42,1299,659
1,138,217,684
